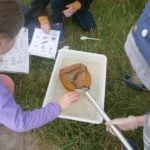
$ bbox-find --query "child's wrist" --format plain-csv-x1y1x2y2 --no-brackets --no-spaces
57,100,64,110
71,1,81,11
38,16,50,25
136,115,146,127
55,101,63,111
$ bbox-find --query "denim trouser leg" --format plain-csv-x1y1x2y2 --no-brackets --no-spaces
51,0,65,23
21,5,39,42
72,0,95,31
73,9,96,31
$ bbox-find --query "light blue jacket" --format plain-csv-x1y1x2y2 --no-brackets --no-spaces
132,0,150,65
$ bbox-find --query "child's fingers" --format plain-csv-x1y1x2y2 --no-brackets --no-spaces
63,10,69,17
65,4,71,8
68,91,80,97
66,92,80,101
46,25,50,32
41,24,50,33
106,127,116,136
70,94,80,101
63,7,73,17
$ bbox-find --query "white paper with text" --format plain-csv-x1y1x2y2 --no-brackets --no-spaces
29,28,60,59
0,28,29,73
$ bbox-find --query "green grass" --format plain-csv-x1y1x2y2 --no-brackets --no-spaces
14,0,149,149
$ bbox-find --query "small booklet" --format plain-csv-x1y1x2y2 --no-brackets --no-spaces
0,28,29,73
29,28,60,59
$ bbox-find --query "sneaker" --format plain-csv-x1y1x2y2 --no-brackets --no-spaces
123,73,148,91
51,22,65,43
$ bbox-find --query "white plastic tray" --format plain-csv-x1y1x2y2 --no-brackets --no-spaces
43,47,107,124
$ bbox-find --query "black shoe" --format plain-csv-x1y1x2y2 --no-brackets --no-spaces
123,73,148,91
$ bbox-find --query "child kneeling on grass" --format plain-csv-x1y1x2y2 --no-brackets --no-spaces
106,1,150,149
31,0,96,42
0,0,80,132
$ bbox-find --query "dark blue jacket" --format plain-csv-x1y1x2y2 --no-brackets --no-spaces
31,0,93,19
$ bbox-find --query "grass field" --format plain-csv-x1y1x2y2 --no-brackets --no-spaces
15,0,149,149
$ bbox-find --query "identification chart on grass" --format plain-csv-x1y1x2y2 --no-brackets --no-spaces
29,28,60,59
0,28,29,73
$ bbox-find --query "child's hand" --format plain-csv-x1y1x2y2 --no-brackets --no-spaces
58,91,80,110
105,116,139,136
63,1,81,17
38,16,51,33
41,24,51,33
63,4,76,17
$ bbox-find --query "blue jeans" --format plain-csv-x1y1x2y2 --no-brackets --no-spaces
21,5,39,42
51,0,96,31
